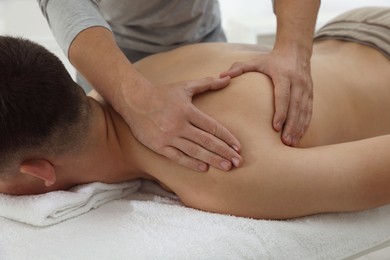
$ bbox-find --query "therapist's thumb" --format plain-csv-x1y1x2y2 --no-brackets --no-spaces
188,76,231,96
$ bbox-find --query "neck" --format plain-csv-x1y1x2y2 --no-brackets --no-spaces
66,97,149,186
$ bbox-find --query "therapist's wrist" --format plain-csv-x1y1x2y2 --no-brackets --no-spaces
111,68,155,119
273,39,313,64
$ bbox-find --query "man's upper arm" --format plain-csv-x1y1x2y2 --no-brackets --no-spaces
179,135,390,219
36,0,111,57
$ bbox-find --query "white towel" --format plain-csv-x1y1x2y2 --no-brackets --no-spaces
0,180,141,226
1,180,390,259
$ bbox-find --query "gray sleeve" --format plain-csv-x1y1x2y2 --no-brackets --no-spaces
37,0,112,58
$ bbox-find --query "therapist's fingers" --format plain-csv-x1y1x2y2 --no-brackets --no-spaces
272,76,290,133
281,80,313,146
303,94,313,134
163,146,209,172
188,106,242,164
290,93,311,146
188,76,231,95
162,120,242,172
220,59,262,78
282,84,302,146
172,134,240,172
289,72,313,146
297,91,313,145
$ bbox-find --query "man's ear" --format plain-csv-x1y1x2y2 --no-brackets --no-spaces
19,159,56,187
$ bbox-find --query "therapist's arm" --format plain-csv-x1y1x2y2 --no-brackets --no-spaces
221,0,320,147
69,27,242,171
37,0,242,171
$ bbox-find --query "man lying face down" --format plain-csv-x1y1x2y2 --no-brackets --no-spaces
1,7,390,220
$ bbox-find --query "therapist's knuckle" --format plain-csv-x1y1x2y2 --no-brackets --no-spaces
286,119,298,130
209,123,219,137
201,76,214,85
153,138,166,151
209,155,226,168
277,91,290,102
186,145,201,158
291,99,301,110
219,147,234,160
232,61,243,69
180,106,191,118
200,135,213,147
204,76,214,81
301,104,310,116
166,148,190,166
161,121,181,138
168,150,181,162
275,105,288,119
276,112,287,122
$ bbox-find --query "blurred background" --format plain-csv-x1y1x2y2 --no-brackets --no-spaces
0,0,389,78
0,1,390,258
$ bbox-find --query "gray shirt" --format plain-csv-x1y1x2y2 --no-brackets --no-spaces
37,0,224,57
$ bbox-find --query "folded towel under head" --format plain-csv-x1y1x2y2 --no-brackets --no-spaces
0,181,141,226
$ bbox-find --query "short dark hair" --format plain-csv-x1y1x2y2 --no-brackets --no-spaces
0,36,89,174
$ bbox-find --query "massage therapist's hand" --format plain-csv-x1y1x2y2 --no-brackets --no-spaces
123,76,242,172
69,27,242,172
220,0,319,146
220,50,313,146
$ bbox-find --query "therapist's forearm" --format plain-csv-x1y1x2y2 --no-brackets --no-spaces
273,0,320,58
68,26,151,114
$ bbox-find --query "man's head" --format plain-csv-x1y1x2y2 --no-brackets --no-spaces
0,36,90,194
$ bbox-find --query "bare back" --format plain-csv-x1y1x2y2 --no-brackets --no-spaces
110,41,390,218
135,41,390,147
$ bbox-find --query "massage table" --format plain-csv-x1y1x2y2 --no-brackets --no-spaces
1,180,390,259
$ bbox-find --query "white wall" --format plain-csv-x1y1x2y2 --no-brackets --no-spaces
0,0,389,76
219,0,390,44
0,0,75,77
